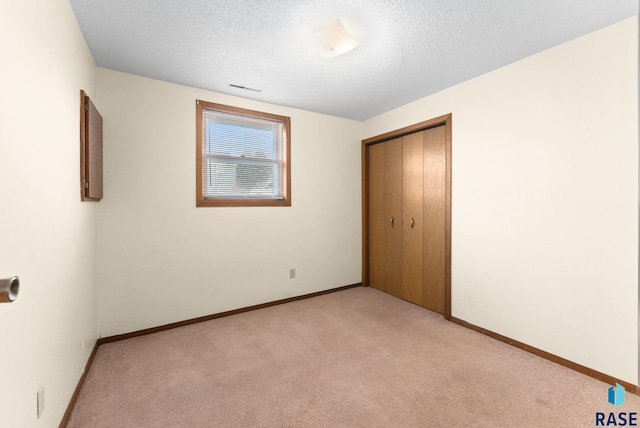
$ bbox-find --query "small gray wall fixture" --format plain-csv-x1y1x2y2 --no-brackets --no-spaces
0,276,19,302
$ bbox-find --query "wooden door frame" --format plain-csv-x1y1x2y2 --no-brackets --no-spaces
362,113,452,319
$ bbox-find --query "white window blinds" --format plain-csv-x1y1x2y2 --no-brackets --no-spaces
202,109,286,199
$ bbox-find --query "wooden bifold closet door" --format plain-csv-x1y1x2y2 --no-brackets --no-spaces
366,121,448,314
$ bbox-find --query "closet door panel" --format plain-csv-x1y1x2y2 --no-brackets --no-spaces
368,143,386,292
384,138,403,298
364,114,451,317
423,125,447,313
401,132,424,305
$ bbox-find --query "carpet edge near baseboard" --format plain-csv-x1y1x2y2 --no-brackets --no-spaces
59,340,100,428
449,316,638,395
99,283,363,344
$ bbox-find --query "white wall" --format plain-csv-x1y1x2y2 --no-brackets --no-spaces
364,17,639,384
0,0,98,426
95,69,363,336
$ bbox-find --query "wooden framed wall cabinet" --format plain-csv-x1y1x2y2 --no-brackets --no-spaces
80,90,103,201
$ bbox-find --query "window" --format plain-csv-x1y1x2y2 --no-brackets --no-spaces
196,100,291,207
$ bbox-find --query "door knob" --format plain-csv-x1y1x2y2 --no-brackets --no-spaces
410,217,415,228
390,216,395,228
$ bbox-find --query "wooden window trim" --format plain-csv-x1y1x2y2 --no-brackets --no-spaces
196,100,291,207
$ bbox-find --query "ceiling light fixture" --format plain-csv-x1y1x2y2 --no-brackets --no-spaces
318,19,361,58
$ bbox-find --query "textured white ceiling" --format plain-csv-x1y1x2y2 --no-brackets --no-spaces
68,0,637,120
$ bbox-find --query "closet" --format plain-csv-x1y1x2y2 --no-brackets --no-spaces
363,115,451,316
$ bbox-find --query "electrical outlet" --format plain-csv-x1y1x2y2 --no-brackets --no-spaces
37,386,45,419
289,268,296,279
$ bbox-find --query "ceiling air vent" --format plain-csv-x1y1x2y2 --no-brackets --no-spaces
229,84,261,93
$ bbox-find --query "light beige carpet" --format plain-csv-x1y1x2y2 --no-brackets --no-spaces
67,286,639,427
